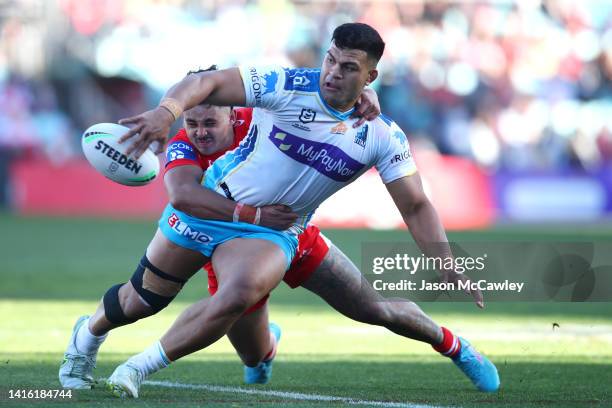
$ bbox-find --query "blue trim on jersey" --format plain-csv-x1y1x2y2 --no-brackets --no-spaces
379,113,393,127
283,68,321,92
317,88,355,121
282,67,355,121
204,125,259,189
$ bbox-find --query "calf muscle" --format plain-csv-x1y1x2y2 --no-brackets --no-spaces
302,244,442,344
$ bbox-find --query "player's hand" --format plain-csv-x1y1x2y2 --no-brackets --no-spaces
258,204,298,230
442,269,484,309
352,87,381,128
118,106,175,158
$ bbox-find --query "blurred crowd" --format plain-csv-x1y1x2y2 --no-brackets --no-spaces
1,0,612,172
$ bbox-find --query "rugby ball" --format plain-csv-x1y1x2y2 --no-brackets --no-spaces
81,123,160,186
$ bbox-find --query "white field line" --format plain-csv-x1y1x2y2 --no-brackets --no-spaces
144,379,451,408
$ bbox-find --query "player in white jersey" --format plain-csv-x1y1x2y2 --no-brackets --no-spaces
202,65,416,232
108,23,499,396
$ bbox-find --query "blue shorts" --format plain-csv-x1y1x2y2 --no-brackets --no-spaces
158,204,298,267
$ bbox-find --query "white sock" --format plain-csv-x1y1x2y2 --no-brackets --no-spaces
75,318,108,354
127,341,170,377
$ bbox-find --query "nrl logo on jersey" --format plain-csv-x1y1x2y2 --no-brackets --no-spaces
330,122,347,135
299,108,316,123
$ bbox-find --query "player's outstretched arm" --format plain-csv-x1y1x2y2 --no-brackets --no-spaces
165,165,298,230
385,175,484,308
118,68,246,158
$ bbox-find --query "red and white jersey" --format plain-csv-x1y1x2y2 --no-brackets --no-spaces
165,108,253,172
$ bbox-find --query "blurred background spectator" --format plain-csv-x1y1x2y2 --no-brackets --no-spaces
2,0,612,223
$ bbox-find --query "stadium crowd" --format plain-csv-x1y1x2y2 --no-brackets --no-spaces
1,0,611,172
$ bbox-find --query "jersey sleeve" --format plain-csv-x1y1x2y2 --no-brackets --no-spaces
374,120,418,184
238,65,288,110
165,133,201,172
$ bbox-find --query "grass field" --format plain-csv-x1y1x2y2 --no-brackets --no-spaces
1,214,611,407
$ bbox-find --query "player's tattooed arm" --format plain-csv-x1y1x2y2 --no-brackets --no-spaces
164,165,297,230
385,175,485,308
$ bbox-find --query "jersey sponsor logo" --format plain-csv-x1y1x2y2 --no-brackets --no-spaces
292,123,311,132
249,68,278,104
167,213,212,243
390,149,412,164
262,71,278,96
95,140,143,174
330,122,347,135
249,67,263,104
299,108,316,123
167,141,196,162
354,124,368,148
269,125,365,182
392,129,408,147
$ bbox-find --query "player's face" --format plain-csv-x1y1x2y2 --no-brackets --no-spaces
183,105,235,156
320,42,378,112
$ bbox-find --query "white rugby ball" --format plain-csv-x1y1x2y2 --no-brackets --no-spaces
81,123,160,186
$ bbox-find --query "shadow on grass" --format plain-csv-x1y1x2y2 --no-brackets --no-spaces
0,353,609,407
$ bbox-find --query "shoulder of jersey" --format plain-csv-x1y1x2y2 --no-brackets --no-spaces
233,108,253,143
281,68,321,93
167,128,191,145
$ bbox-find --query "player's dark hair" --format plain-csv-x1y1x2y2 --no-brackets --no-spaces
331,23,385,63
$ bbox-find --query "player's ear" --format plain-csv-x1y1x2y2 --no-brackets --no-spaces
366,69,378,86
229,107,237,124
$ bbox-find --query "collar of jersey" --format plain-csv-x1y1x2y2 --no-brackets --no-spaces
317,88,355,121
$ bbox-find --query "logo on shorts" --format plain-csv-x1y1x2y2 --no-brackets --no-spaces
167,213,212,244
168,213,180,227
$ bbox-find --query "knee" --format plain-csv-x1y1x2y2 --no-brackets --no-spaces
104,255,187,325
215,281,268,317
129,254,186,313
118,283,154,318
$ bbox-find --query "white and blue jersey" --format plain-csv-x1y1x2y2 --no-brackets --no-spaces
203,65,417,231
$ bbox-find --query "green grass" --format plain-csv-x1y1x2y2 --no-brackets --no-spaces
0,214,611,407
